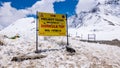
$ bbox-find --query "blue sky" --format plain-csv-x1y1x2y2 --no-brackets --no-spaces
0,0,38,9
54,0,78,16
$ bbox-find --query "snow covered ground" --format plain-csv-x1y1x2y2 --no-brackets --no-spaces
0,36,120,68
68,26,120,41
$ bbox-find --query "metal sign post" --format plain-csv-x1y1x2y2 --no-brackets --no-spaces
65,14,76,53
35,12,74,53
35,11,39,53
66,14,69,46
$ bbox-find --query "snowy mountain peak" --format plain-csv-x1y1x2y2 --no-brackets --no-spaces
69,0,120,27
68,0,120,40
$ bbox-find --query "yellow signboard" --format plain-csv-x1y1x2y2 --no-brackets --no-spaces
38,12,67,36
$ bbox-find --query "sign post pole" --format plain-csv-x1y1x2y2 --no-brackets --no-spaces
35,11,39,53
66,14,69,46
65,14,76,53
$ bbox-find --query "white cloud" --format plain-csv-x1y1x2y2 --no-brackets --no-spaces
76,0,98,14
0,0,65,28
27,0,55,14
0,2,29,27
27,0,65,15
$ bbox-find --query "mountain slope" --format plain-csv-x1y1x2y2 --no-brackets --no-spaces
0,17,36,37
68,0,120,40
